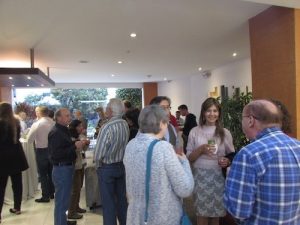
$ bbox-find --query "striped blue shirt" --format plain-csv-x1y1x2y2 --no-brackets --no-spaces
224,127,300,225
94,116,129,167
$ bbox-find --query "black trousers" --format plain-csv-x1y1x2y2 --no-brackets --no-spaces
0,172,23,215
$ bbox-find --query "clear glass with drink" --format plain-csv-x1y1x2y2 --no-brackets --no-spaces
208,139,218,154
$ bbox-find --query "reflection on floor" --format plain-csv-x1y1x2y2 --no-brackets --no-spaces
1,187,103,225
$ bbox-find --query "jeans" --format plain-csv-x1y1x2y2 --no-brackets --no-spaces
35,148,54,199
52,165,74,225
97,162,127,225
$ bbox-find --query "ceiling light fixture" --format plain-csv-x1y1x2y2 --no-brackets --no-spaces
163,77,167,81
118,61,123,64
27,76,31,79
130,33,137,38
198,67,202,71
232,52,237,57
9,76,13,80
26,84,29,87
111,74,115,77
41,84,44,87
11,84,14,87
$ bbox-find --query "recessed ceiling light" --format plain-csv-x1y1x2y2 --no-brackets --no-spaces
163,77,167,81
11,84,14,87
130,33,137,38
111,74,115,77
27,76,31,80
198,67,202,71
232,52,237,57
118,61,123,64
26,84,29,87
41,84,44,87
9,76,13,80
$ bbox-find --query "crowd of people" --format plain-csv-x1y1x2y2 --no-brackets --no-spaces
0,95,299,225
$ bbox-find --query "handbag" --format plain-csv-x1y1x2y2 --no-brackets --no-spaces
144,139,192,225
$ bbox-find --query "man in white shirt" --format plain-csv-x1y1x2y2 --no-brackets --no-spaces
27,106,55,203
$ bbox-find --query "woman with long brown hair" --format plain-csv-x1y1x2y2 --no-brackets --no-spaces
186,98,234,225
0,102,28,223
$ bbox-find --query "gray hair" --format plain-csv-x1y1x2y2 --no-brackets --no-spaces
139,105,169,134
107,98,124,117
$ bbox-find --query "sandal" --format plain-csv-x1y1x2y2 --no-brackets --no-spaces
9,208,21,215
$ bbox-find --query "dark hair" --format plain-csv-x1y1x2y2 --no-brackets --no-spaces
0,102,18,143
270,100,291,134
124,108,140,128
48,109,55,119
199,98,225,143
149,96,171,105
123,100,132,109
68,119,82,139
178,104,188,110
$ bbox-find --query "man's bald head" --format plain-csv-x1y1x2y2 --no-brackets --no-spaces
244,99,282,126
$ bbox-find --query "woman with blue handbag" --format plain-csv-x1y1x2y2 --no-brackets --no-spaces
124,105,194,225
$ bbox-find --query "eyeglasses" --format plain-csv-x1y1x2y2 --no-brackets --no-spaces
241,114,260,121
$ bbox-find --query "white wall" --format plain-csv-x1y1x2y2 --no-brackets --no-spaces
158,58,252,119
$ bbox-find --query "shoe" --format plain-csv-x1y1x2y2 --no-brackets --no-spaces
35,197,50,203
9,208,21,215
67,220,77,225
50,194,55,199
77,207,86,213
68,213,83,220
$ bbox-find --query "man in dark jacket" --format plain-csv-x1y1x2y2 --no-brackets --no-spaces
178,104,197,153
48,108,86,225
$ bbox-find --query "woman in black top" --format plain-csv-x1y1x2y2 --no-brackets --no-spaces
0,102,29,222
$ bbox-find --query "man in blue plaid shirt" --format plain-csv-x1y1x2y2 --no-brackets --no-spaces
224,99,300,225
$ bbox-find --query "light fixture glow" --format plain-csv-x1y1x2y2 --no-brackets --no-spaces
9,76,13,80
27,76,31,80
163,77,167,81
26,84,29,87
41,84,44,87
111,74,115,77
232,52,237,57
130,33,137,38
118,61,123,64
198,67,202,71
11,84,14,87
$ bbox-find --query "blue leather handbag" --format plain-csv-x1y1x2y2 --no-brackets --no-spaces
181,210,192,225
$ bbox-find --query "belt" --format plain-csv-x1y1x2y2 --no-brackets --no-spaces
53,162,74,166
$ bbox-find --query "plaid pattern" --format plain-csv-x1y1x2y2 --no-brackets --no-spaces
224,127,300,225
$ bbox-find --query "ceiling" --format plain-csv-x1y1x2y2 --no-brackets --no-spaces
0,0,299,85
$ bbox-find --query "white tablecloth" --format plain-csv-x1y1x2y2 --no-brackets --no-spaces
5,139,39,202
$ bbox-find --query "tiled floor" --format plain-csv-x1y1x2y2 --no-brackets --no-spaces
1,187,103,225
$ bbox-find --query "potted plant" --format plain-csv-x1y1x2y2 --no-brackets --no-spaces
220,90,253,151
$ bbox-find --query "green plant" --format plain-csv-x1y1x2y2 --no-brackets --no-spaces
115,88,142,109
221,91,252,151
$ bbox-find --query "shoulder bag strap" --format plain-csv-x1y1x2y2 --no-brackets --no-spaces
144,139,160,224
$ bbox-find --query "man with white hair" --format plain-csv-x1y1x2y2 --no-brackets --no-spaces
224,99,300,225
94,98,129,225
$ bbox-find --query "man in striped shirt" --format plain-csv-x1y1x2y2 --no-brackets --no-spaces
94,98,129,225
224,99,300,225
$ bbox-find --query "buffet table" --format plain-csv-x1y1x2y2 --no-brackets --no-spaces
5,139,39,202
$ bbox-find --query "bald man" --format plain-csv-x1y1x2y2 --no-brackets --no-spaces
224,100,300,225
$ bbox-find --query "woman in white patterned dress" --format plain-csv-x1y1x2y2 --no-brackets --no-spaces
186,98,234,225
